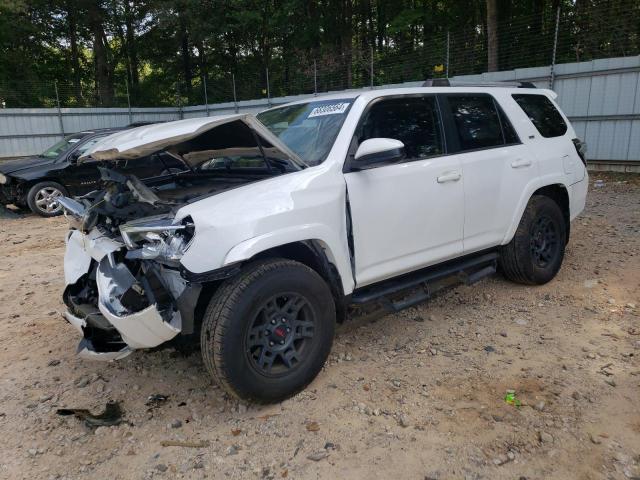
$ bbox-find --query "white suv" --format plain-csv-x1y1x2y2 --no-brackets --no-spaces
60,85,588,402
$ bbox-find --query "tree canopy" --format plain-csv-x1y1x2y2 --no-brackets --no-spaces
0,0,638,107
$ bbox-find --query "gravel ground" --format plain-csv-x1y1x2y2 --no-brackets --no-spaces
0,173,638,480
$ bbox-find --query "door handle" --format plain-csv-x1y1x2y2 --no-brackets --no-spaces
511,158,532,168
437,171,462,183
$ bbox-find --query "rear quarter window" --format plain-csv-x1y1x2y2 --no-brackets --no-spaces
443,94,518,152
512,94,567,138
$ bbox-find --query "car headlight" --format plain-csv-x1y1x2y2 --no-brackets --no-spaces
120,215,195,265
0,173,8,185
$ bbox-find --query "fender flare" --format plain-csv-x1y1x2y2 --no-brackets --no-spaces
223,224,355,294
501,176,570,245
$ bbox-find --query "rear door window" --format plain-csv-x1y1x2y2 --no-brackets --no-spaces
512,94,567,138
358,96,444,161
443,94,507,151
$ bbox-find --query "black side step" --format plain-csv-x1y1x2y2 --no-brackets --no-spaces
350,252,498,312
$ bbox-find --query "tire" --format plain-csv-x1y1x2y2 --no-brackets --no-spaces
26,181,68,217
500,195,567,285
200,258,336,403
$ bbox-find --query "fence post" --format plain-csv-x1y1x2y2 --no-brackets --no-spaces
232,74,238,113
176,82,183,120
549,6,561,89
370,46,374,89
314,60,318,96
624,71,640,161
125,78,132,124
266,68,271,106
203,75,209,117
54,80,65,136
446,31,450,78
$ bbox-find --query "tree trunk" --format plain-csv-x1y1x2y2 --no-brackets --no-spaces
486,0,498,72
88,1,113,105
124,1,139,86
341,0,353,88
67,2,82,102
179,11,192,97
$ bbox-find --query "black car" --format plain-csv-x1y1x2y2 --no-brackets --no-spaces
0,127,186,216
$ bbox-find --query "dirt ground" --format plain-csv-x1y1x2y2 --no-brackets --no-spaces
0,172,638,480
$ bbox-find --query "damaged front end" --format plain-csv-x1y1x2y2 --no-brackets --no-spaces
58,114,304,361
60,171,201,360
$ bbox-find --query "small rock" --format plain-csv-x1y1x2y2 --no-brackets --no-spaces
514,318,528,326
193,461,204,469
39,393,53,403
614,452,630,463
414,316,425,323
484,345,495,353
398,413,410,428
499,331,507,337
226,445,239,456
589,433,602,445
534,401,546,412
155,464,168,472
604,378,616,387
47,359,60,367
507,451,515,461
307,450,329,461
539,431,553,443
170,419,182,429
75,377,91,388
571,391,581,400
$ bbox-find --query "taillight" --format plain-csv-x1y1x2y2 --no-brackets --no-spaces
572,138,587,167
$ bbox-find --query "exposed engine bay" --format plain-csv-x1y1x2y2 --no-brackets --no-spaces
59,115,304,359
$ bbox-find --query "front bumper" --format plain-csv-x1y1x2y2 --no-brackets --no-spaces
63,229,196,361
0,183,22,206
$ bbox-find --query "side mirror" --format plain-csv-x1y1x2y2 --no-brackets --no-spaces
353,138,405,170
68,151,81,164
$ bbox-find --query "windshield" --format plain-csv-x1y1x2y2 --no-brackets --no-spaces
256,99,353,165
40,134,86,159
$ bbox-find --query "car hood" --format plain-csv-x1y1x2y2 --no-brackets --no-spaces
0,156,57,175
80,113,307,168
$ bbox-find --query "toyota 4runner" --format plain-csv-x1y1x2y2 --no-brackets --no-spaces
59,84,588,402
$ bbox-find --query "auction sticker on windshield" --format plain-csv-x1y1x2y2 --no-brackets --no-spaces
308,102,350,118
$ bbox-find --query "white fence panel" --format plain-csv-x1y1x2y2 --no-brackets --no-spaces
1,56,639,165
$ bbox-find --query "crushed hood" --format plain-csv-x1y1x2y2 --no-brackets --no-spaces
80,114,306,168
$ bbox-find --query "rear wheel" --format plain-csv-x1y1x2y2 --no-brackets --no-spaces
200,259,335,403
26,181,67,217
500,195,566,285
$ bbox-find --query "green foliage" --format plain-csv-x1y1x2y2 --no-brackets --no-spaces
0,0,638,107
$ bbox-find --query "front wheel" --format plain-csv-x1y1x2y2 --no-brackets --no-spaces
500,195,567,285
26,181,68,217
200,259,336,403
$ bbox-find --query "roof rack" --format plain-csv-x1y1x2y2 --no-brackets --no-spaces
422,79,537,88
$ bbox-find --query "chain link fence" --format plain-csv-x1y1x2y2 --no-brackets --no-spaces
0,3,638,110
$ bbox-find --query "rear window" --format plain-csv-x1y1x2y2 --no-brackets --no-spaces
444,94,518,151
512,94,567,138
